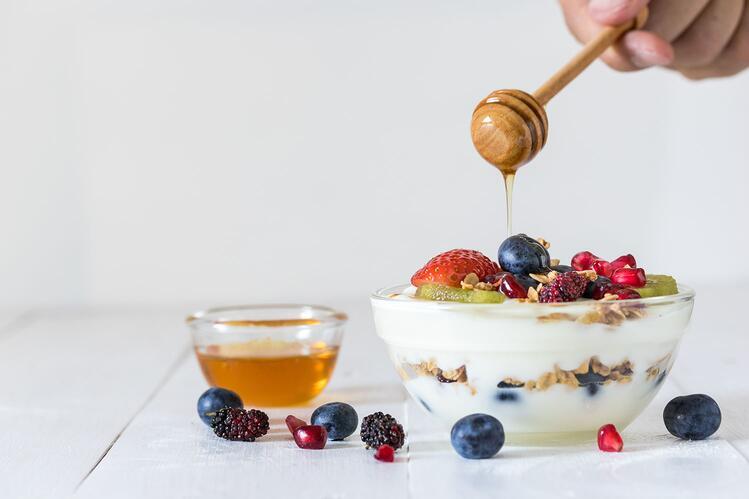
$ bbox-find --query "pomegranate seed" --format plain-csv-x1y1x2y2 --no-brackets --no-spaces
592,259,613,277
374,444,395,462
293,425,328,449
285,415,307,434
571,251,600,271
597,424,623,452
612,287,641,300
499,274,527,299
610,254,636,271
611,268,647,287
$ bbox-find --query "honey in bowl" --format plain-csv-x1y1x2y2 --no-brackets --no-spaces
196,338,339,406
187,307,347,408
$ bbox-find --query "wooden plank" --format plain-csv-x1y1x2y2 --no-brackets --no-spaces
76,303,411,499
0,309,189,498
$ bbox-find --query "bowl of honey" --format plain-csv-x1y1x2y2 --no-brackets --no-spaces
187,304,347,407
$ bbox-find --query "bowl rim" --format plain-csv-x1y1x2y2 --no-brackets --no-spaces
371,283,695,309
186,303,348,331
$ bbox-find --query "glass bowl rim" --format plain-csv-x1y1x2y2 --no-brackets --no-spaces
186,303,348,332
371,283,695,309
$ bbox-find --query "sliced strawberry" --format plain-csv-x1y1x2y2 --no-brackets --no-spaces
411,249,500,288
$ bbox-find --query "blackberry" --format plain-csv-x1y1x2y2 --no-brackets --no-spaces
211,407,269,441
539,272,588,303
360,412,405,450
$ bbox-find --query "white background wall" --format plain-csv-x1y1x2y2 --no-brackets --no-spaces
1,0,747,307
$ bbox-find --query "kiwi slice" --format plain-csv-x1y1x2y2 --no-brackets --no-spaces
635,274,678,298
415,284,505,304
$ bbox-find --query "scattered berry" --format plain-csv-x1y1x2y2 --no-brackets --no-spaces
610,254,637,271
360,412,405,450
498,234,551,275
592,259,613,277
611,267,647,287
211,408,269,441
539,272,588,303
571,251,600,271
293,425,328,449
311,402,359,441
411,249,500,288
663,394,721,440
450,413,504,459
499,274,527,299
374,444,395,462
584,276,612,299
197,387,243,426
285,415,307,434
597,424,623,452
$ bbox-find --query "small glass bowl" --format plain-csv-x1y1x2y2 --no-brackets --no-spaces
187,304,347,407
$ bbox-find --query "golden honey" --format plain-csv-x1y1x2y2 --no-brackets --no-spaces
196,338,339,406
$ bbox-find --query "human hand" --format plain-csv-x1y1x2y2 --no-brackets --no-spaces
559,0,749,79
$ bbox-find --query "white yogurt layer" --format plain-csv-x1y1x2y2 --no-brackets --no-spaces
371,283,695,444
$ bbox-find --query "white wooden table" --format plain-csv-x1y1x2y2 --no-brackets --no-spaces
2,286,748,499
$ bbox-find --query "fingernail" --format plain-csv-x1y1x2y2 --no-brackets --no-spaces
626,43,673,68
589,0,629,16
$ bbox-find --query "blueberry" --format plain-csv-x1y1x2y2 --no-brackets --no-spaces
197,387,243,426
586,383,600,397
311,402,359,441
496,391,519,402
512,273,538,291
498,234,551,275
584,276,611,299
663,394,721,440
450,413,505,459
551,264,574,273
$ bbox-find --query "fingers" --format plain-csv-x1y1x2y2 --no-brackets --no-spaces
671,0,745,68
559,0,673,70
679,3,749,79
645,0,711,41
620,30,675,68
588,0,650,25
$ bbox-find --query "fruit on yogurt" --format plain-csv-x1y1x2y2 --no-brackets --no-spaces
411,249,500,288
636,274,678,298
571,250,599,271
415,284,505,303
498,234,551,274
450,413,505,459
538,272,589,303
611,267,647,287
663,394,721,440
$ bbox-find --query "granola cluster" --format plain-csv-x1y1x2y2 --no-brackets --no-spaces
497,356,634,392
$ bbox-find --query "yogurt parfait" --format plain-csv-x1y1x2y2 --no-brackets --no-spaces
371,235,694,444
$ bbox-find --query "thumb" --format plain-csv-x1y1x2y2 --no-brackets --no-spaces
588,0,650,25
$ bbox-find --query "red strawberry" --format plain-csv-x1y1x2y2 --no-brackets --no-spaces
411,249,500,288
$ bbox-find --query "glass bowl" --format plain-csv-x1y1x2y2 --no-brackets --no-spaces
187,304,347,407
371,284,695,444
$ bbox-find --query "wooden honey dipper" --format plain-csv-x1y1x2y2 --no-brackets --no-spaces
471,9,648,174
